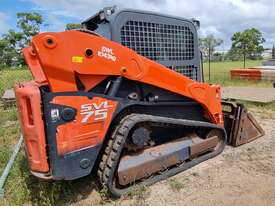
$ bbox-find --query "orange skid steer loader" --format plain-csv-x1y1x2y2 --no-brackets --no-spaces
15,8,264,196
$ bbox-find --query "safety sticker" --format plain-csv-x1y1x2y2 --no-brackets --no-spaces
72,56,84,63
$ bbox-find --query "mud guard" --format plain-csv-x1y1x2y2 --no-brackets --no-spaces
222,101,265,147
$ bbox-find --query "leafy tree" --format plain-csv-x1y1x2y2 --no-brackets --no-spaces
65,23,82,30
0,39,11,67
199,35,223,80
0,30,24,66
0,12,45,66
225,48,242,61
212,52,225,62
230,28,265,68
17,12,46,46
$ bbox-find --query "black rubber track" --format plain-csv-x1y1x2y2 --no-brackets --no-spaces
98,114,227,197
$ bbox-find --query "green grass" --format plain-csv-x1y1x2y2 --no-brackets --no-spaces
0,68,32,96
126,185,149,206
203,60,274,87
168,178,184,192
0,61,275,205
0,106,28,205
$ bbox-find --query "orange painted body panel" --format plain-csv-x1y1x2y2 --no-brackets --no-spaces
51,96,118,155
22,47,47,83
15,82,49,172
25,30,223,126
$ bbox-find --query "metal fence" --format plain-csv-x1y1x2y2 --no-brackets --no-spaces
0,68,32,200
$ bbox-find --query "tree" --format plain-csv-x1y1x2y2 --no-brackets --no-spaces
0,12,45,66
17,12,46,46
212,52,225,62
66,23,82,30
0,38,12,67
199,35,223,81
225,48,242,61
230,28,265,68
1,30,24,66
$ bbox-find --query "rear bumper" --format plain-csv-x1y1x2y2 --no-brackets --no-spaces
15,82,49,173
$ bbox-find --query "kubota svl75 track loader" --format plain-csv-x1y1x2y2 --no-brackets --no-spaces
15,8,264,197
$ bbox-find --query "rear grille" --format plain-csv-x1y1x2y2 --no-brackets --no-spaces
120,21,194,61
168,65,197,79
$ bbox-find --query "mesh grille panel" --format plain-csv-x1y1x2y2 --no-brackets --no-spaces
168,65,198,79
120,21,194,61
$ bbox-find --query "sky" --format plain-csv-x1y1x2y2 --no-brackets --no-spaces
0,0,274,50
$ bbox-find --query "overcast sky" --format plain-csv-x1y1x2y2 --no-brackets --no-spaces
1,0,274,50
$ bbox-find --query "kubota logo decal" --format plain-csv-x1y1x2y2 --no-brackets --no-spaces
80,101,113,123
97,46,117,62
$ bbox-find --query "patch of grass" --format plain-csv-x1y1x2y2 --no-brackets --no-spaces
0,153,85,206
168,178,184,192
245,101,275,110
240,101,275,119
0,67,32,96
203,60,273,88
0,105,78,206
24,179,74,206
0,107,18,124
127,185,149,206
0,107,20,150
127,185,148,199
99,185,109,203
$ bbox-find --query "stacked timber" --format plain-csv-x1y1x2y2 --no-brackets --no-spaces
231,67,275,81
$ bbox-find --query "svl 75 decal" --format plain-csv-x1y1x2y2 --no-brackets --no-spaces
80,101,114,123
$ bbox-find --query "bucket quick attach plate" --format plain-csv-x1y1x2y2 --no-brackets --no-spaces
222,101,265,146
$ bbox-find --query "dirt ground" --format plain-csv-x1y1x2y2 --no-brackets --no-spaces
65,108,275,206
